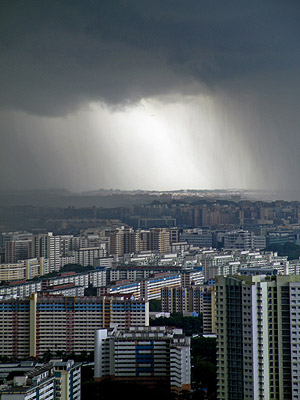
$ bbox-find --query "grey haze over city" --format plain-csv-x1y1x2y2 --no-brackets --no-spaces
1,0,300,199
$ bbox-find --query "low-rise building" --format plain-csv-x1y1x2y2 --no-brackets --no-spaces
53,359,81,400
0,258,48,282
0,363,55,400
99,272,182,300
0,269,106,300
0,360,81,400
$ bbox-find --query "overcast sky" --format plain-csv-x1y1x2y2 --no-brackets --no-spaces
1,0,300,194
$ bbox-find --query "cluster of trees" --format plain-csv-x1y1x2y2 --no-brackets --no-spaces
60,263,94,273
149,299,162,311
41,349,93,363
82,379,179,400
150,312,203,337
191,336,217,399
265,242,300,260
27,263,94,282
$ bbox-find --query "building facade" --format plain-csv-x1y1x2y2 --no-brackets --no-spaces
0,258,48,282
216,275,300,400
0,294,149,359
0,363,55,400
53,359,81,400
94,326,191,393
100,272,182,300
0,360,81,400
161,285,216,334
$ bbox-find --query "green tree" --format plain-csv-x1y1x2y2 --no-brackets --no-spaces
149,299,162,311
42,349,53,362
191,336,216,364
150,313,203,336
265,242,300,260
60,263,94,273
191,337,217,399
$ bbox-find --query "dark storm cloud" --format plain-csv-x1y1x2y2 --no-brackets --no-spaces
1,0,299,116
1,0,300,196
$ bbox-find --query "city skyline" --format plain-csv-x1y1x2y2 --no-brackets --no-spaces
1,1,300,195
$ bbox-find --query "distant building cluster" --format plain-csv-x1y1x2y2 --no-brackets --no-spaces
20,198,300,233
3,200,300,399
0,225,298,280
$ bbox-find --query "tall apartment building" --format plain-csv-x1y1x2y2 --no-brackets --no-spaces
169,227,179,244
200,285,216,334
161,285,216,334
149,228,171,254
200,252,235,281
75,245,106,266
94,326,191,393
223,230,253,250
33,233,61,272
135,229,151,252
52,359,81,400
140,272,181,300
223,229,268,251
0,281,42,300
181,270,204,287
180,228,213,248
130,228,172,254
107,227,137,257
0,294,149,359
252,235,267,250
1,231,33,247
4,239,33,263
2,232,32,264
59,235,74,256
106,266,182,283
216,275,300,400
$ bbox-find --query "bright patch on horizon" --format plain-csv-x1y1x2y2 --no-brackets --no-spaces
88,97,229,191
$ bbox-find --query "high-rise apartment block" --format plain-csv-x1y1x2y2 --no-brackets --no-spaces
106,227,137,257
0,294,149,359
4,239,33,263
52,359,81,400
33,233,61,272
75,245,106,266
223,230,253,250
0,269,106,299
161,285,216,334
216,275,300,400
149,228,171,253
94,326,191,393
180,228,213,248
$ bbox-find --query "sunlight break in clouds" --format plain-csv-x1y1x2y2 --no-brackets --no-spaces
0,93,268,193
88,96,260,191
